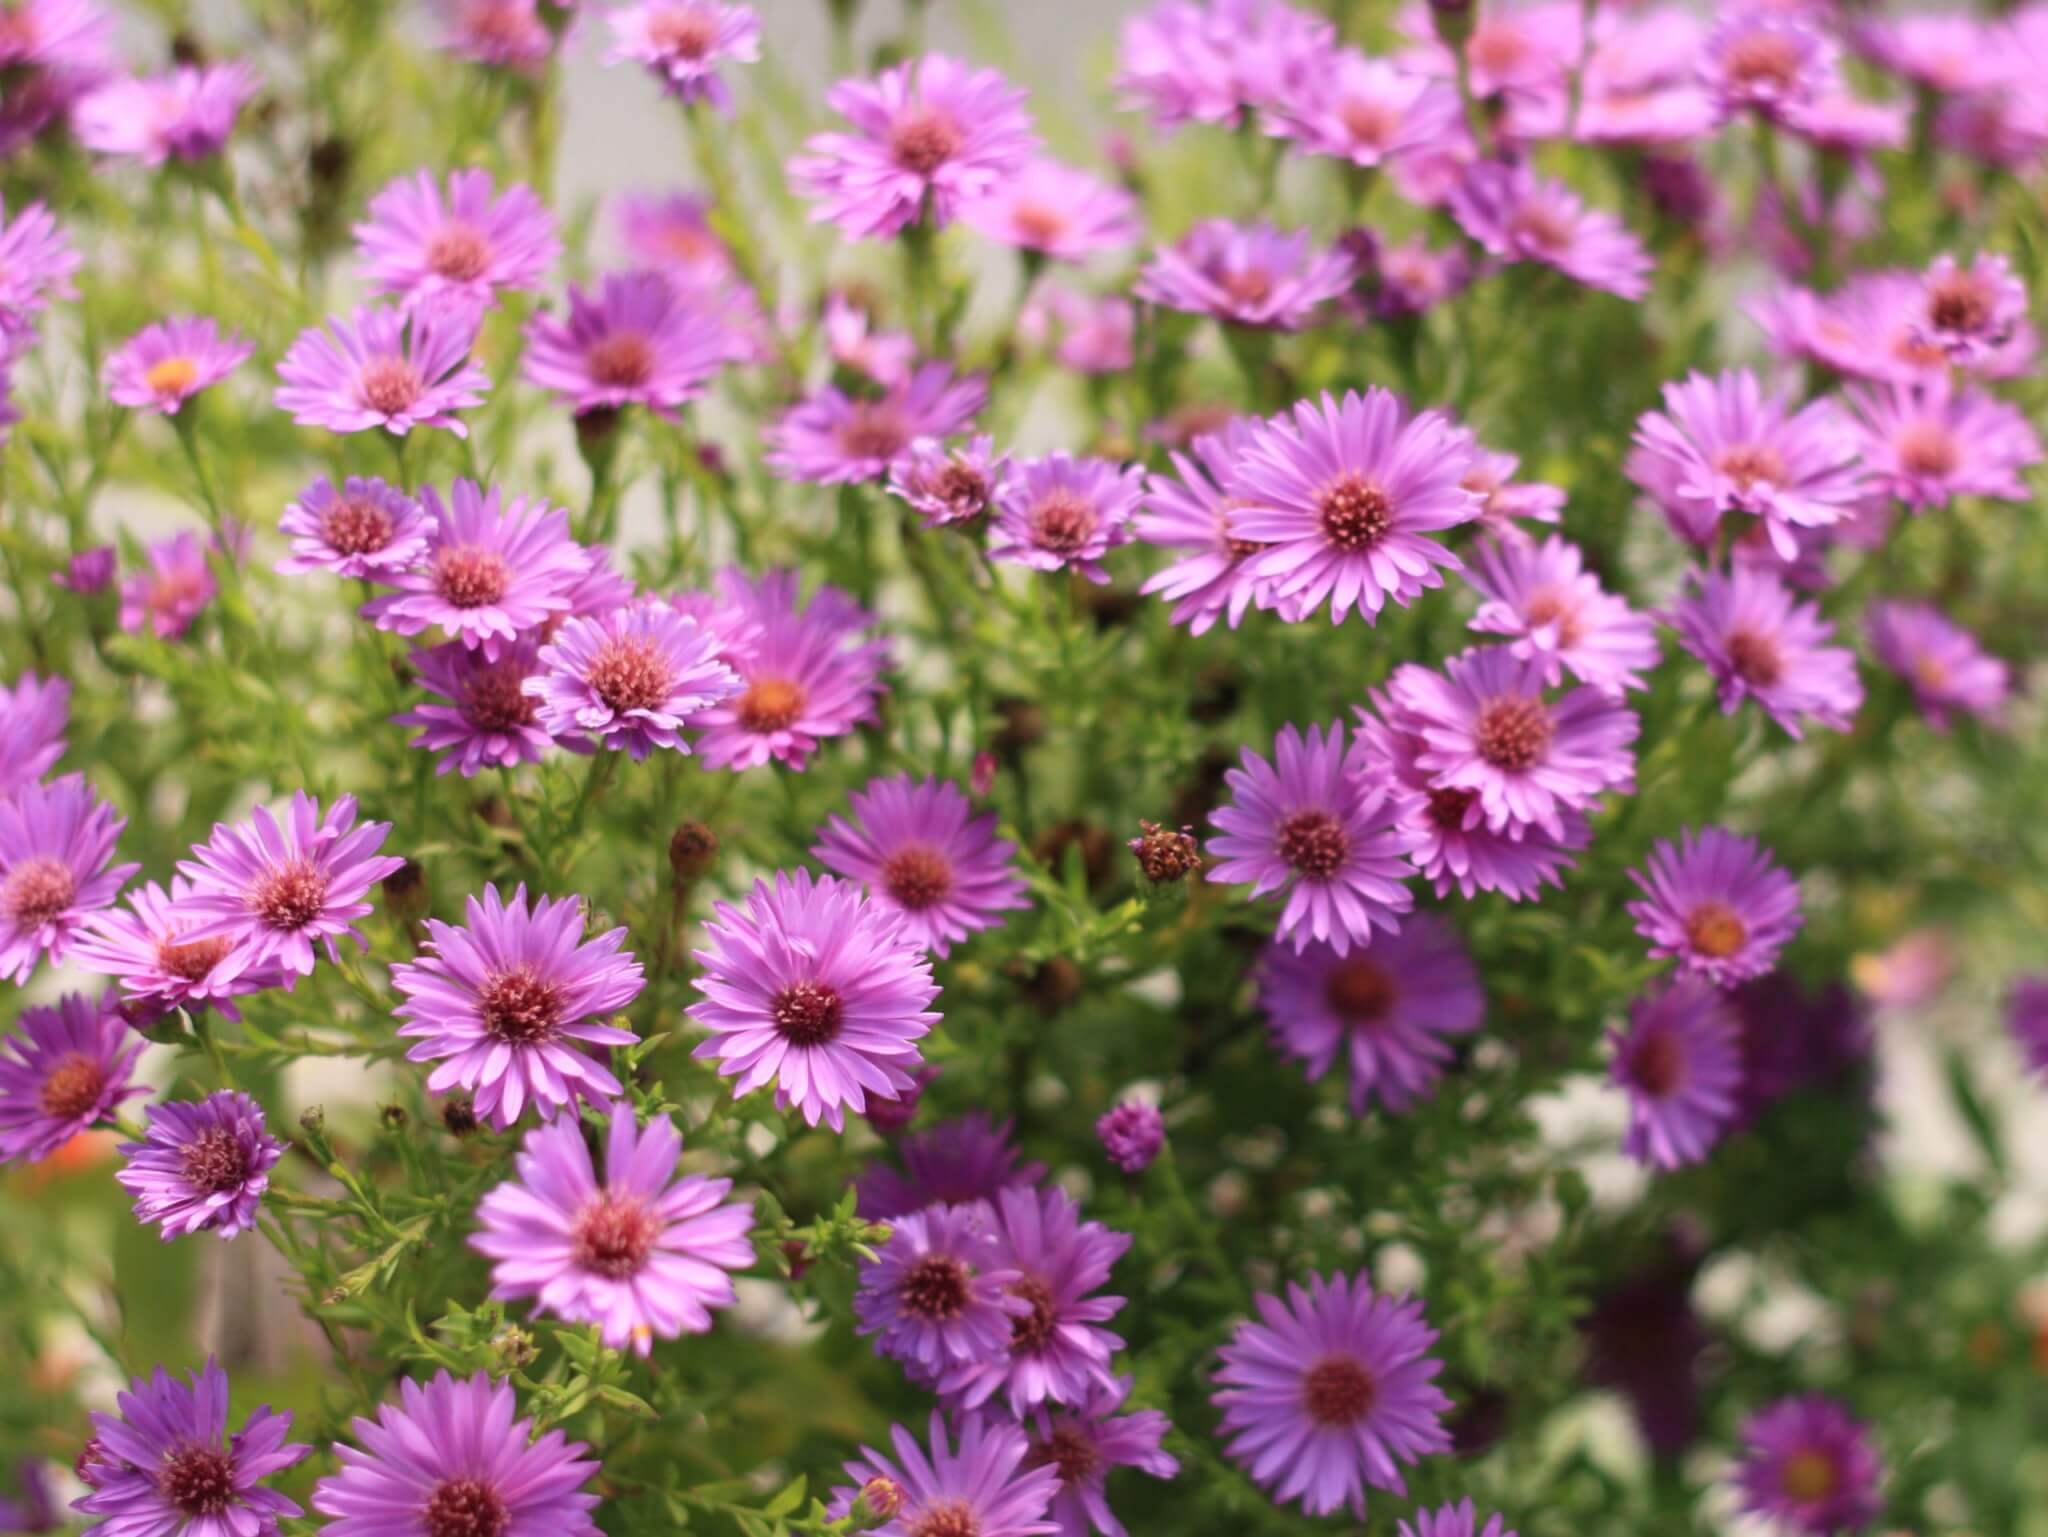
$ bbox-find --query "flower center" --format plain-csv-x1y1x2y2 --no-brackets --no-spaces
1780,1448,1840,1502
1913,655,1949,694
322,496,396,556
650,6,718,59
1896,420,1959,478
157,1444,237,1517
929,462,991,518
433,544,512,608
1277,810,1348,880
1010,202,1069,246
736,676,807,733
358,355,424,416
180,1125,252,1194
423,1476,510,1537
836,402,911,464
771,980,843,1046
1028,1425,1101,1486
1340,97,1399,148
1476,696,1553,771
586,636,676,715
1427,785,1478,830
1030,490,1097,555
899,1254,971,1320
1723,32,1802,95
1217,266,1274,308
1629,1025,1687,1097
1523,591,1585,647
891,109,963,176
1507,204,1572,256
38,1053,107,1120
587,331,656,390
1316,473,1393,552
1716,444,1785,493
425,224,492,282
2,855,75,927
250,858,330,933
881,845,952,910
158,933,233,981
144,355,201,398
1302,1355,1377,1426
462,660,540,732
910,1499,980,1537
1468,23,1527,77
1684,900,1748,959
1324,958,1396,1025
1727,627,1783,687
1008,1274,1060,1353
478,964,563,1044
1927,275,1991,335
572,1193,660,1280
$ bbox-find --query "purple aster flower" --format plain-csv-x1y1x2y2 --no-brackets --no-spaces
1858,12,2007,95
789,53,1040,240
888,434,1013,527
71,1358,308,1537
0,197,78,335
72,61,257,163
0,1456,59,1532
1023,289,1137,375
1134,417,1296,636
69,877,272,1021
1114,0,1334,132
103,316,252,416
52,545,116,594
855,1200,1026,1372
607,1,758,108
1844,379,2043,511
1671,565,1862,740
0,990,141,1163
823,292,916,386
173,790,403,981
1255,917,1483,1117
858,1111,1047,1220
1866,599,2010,730
1453,438,1565,541
0,772,133,983
524,271,737,418
353,168,560,312
1266,50,1462,168
526,602,740,758
274,301,490,437
429,0,555,70
2008,976,2048,1079
1627,826,1802,985
988,453,1144,585
1701,13,1837,122
118,531,215,640
1371,237,1472,318
472,1100,753,1354
393,883,642,1129
0,671,67,801
1466,535,1659,696
1911,252,2029,365
1095,1102,1164,1174
690,869,939,1130
312,1370,601,1537
116,1091,285,1240
766,363,987,485
1729,973,1872,1124
959,158,1141,261
1400,1502,1516,1537
1134,220,1356,330
617,190,738,286
362,478,590,659
1757,269,2038,386
829,1413,1058,1537
1024,1376,1178,1537
1448,160,1653,301
276,475,432,580
1206,721,1414,955
1213,1270,1452,1519
1610,980,1741,1170
1734,1396,1884,1535
394,639,554,777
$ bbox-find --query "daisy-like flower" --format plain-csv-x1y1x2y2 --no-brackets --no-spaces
71,1358,308,1537
855,1201,1026,1372
988,454,1144,585
1466,536,1659,696
276,475,432,580
313,1371,602,1537
607,1,759,109
1212,1270,1453,1519
1858,12,2006,95
766,363,987,485
959,157,1141,262
830,1413,1059,1537
1733,1395,1884,1535
1670,565,1862,739
1095,1102,1164,1174
0,772,134,983
174,791,404,981
0,197,79,335
1757,269,2038,386
1844,379,2043,511
1134,417,1293,636
1447,160,1653,301
2007,976,2048,1080
1024,289,1136,374
1255,918,1483,1117
52,544,117,595
857,1112,1047,1220
1372,237,1472,318
789,53,1040,240
1134,220,1357,331
1024,1377,1178,1537
1400,1501,1517,1537
116,1091,285,1240
352,168,560,312
1454,437,1565,540
527,603,740,758
118,530,215,640
1627,826,1802,985
472,1101,754,1355
72,61,257,163
69,878,272,1021
1911,251,2027,364
617,191,737,286
362,478,590,659
0,670,68,801
0,991,142,1163
274,301,490,437
1114,0,1333,132
524,271,738,418
393,883,643,1129
394,639,553,778
1610,980,1741,1170
823,292,916,385
1701,12,1837,122
430,0,555,71
888,435,1012,527
1866,599,2010,730
103,316,252,415
1266,50,1462,168
690,869,940,1130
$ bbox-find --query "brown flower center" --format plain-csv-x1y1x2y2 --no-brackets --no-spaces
1716,444,1785,493
1010,202,1068,246
1780,1448,1840,1503
1324,958,1397,1025
158,934,234,981
1727,627,1783,687
587,332,655,390
1340,97,1400,148
478,965,563,1044
1303,1355,1377,1426
1028,1425,1101,1486
572,1194,660,1280
910,1499,980,1537
425,224,492,283
1316,473,1393,552
1427,785,1478,831
928,462,991,519
144,355,201,398
1896,420,1959,478
462,660,541,732
1927,275,1991,335
358,355,424,416
1217,266,1274,308
1628,1025,1687,1097
1507,204,1572,255
891,109,963,176
735,675,806,733
157,1445,237,1517
1277,810,1348,880
323,496,397,556
881,846,952,911
1030,490,1097,555
899,1254,971,1320
1684,901,1748,959
587,636,675,715
38,1053,107,1120
1476,696,1553,771
771,980,843,1046
1722,32,1802,94
1008,1274,1060,1353
1523,590,1585,647
650,6,718,59
249,859,330,933
836,402,911,464
180,1125,252,1194
2,855,76,927
423,1476,510,1537
433,544,512,609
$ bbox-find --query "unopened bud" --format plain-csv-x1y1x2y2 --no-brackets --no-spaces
669,821,720,884
492,1325,540,1368
853,1476,904,1526
441,1097,480,1137
379,1103,409,1130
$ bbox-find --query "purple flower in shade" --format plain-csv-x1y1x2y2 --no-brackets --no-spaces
118,531,216,640
690,870,939,1130
274,301,490,437
0,773,133,983
1206,721,1414,955
855,1200,1027,1372
115,1091,285,1240
690,569,889,772
472,1101,753,1355
1567,13,1717,146
0,197,78,335
1701,13,1837,122
430,0,554,71
70,1358,308,1537
1627,826,1802,985
352,168,560,313
392,883,643,1130
0,990,141,1163
1911,252,2028,365
1626,370,1866,558
959,158,1141,261
1095,1102,1164,1174
69,878,272,1021
1114,0,1333,132
275,475,432,580
1728,973,1872,1125
394,639,554,777
72,61,256,163
888,434,1013,527
1447,160,1653,301
607,1,759,108
0,1457,59,1532
1734,1396,1884,1535
312,1371,601,1537
526,603,740,759
1371,237,1472,319
1453,437,1565,541
1466,535,1659,696
52,544,117,594
1134,417,1295,636
1255,917,1483,1117
858,1112,1047,1220
988,454,1144,585
103,316,252,416
362,478,590,660
1134,220,1356,331
524,271,738,418
766,362,987,485
1212,1270,1452,1519
1844,379,2043,511
1671,565,1862,740
2008,977,2048,1079
0,671,67,800
1266,51,1462,168
1024,1376,1178,1537
1866,599,2011,730
173,791,403,982
1610,980,1741,1170
830,1413,1058,1537
865,1065,938,1135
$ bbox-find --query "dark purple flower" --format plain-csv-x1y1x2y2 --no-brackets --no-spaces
51,545,116,594
858,1112,1046,1220
0,671,67,800
73,61,257,163
116,1091,285,1240
1728,973,1871,1123
829,1413,1058,1537
855,1201,1026,1372
527,601,740,758
606,2,759,109
0,771,135,983
1733,1396,1884,1535
1610,980,1742,1170
766,363,986,485
1866,599,2010,729
2008,976,2048,1080
0,990,142,1163
1135,220,1357,331
1448,159,1652,300
1466,535,1659,696
394,639,554,777
524,271,739,418
1670,565,1862,740
1024,1376,1178,1537
1627,826,1802,985
353,168,560,312
118,531,215,640
276,475,432,579
989,454,1144,584
1581,1238,1710,1456
1095,1102,1164,1173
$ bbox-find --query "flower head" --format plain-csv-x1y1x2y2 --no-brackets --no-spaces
1671,565,1862,739
888,434,1012,527
1733,1396,1884,1535
1371,237,1473,318
0,772,134,983
1114,0,1333,132
1133,416,1293,635
1135,220,1356,331
767,363,986,485
1024,1376,1178,1537
1448,160,1652,300
1844,378,2043,511
855,1201,1026,1372
830,1413,1059,1537
276,475,432,579
1454,437,1565,539
0,197,79,335
857,1112,1047,1220
116,1091,285,1240
1757,269,2037,386
2007,976,2048,1080
1866,599,2010,729
607,1,759,108
73,61,256,163
1701,13,1837,121
430,0,555,70
70,877,274,1021
353,168,560,312
616,190,738,285
1399,1501,1517,1537
1095,1102,1164,1174
1610,980,1741,1169
1266,50,1462,168
275,302,490,437
960,157,1141,261
1466,535,1659,696
53,545,117,594
0,990,142,1163
1912,252,2028,364
118,531,216,640
104,316,252,415
989,453,1144,584
527,603,740,758
394,639,554,777
1627,826,1802,985
524,271,738,417
0,670,67,801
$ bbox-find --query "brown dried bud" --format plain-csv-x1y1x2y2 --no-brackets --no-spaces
379,1103,409,1130
1021,956,1085,1015
992,695,1045,754
1131,821,1203,884
669,821,720,884
441,1097,480,1137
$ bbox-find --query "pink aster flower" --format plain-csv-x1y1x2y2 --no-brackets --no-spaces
52,544,116,595
1371,237,1472,318
1912,252,2029,365
104,315,252,415
607,1,759,108
959,157,1141,261
1465,535,1659,696
274,301,489,437
1859,12,2008,95
1701,13,1837,122
0,3,114,157
1844,379,2043,511
526,602,740,758
1205,720,1415,955
1021,288,1137,374
1866,599,2010,730
689,869,940,1131
1094,1103,1164,1175
829,1414,1059,1537
1114,0,1334,132
1566,11,1717,146
0,197,78,336
1266,50,1462,168
1134,220,1357,331
1610,980,1742,1170
821,293,915,386
0,772,133,983
1212,1270,1452,1519
766,363,986,485
989,453,1144,585
1733,1395,1884,1535
118,530,215,640
1025,1376,1177,1537
472,1100,754,1354
857,1111,1047,1220
617,190,738,286
173,791,403,982
1401,1503,1517,1537
1448,160,1652,301
1627,826,1803,985
789,53,1040,240
888,434,1012,527
0,670,67,801
72,61,257,163
1453,437,1565,539
276,475,432,580
1134,417,1294,636
393,883,643,1129
353,168,560,312
0,990,141,1163
69,878,273,1022
394,639,553,777
524,271,737,418
1756,270,2037,386
428,0,557,70
855,1200,1026,1373
1671,565,1862,739
116,1094,277,1248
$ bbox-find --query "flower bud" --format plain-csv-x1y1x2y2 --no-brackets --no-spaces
852,1476,904,1526
1130,821,1203,884
669,821,720,885
441,1097,480,1137
382,859,429,924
